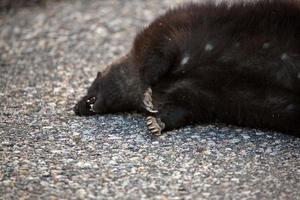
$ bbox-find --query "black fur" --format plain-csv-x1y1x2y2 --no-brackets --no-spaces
74,0,300,134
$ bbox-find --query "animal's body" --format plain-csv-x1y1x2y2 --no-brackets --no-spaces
74,0,300,135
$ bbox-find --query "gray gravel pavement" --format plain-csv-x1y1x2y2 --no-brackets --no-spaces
1,0,300,199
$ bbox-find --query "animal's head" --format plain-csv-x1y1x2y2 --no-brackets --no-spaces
74,71,110,116
74,59,137,116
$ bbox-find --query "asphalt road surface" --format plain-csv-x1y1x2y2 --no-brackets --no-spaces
1,0,300,199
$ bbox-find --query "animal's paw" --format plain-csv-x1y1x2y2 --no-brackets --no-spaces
146,116,165,136
143,88,158,114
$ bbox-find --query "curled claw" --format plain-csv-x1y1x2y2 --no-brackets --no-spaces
150,128,161,136
151,129,160,135
146,116,165,136
143,98,152,108
149,125,157,130
146,116,153,122
147,88,152,96
143,88,158,113
145,105,158,114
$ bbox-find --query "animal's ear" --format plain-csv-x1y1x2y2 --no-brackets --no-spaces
97,72,102,78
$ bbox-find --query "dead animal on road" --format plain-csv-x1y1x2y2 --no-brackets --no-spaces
74,0,300,135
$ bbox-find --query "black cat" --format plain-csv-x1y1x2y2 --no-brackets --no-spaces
74,0,300,135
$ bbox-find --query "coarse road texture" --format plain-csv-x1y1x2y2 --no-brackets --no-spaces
0,0,299,199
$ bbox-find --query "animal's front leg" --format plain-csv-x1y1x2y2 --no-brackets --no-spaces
142,87,165,135
142,88,158,114
142,87,191,135
145,105,191,136
146,116,166,136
